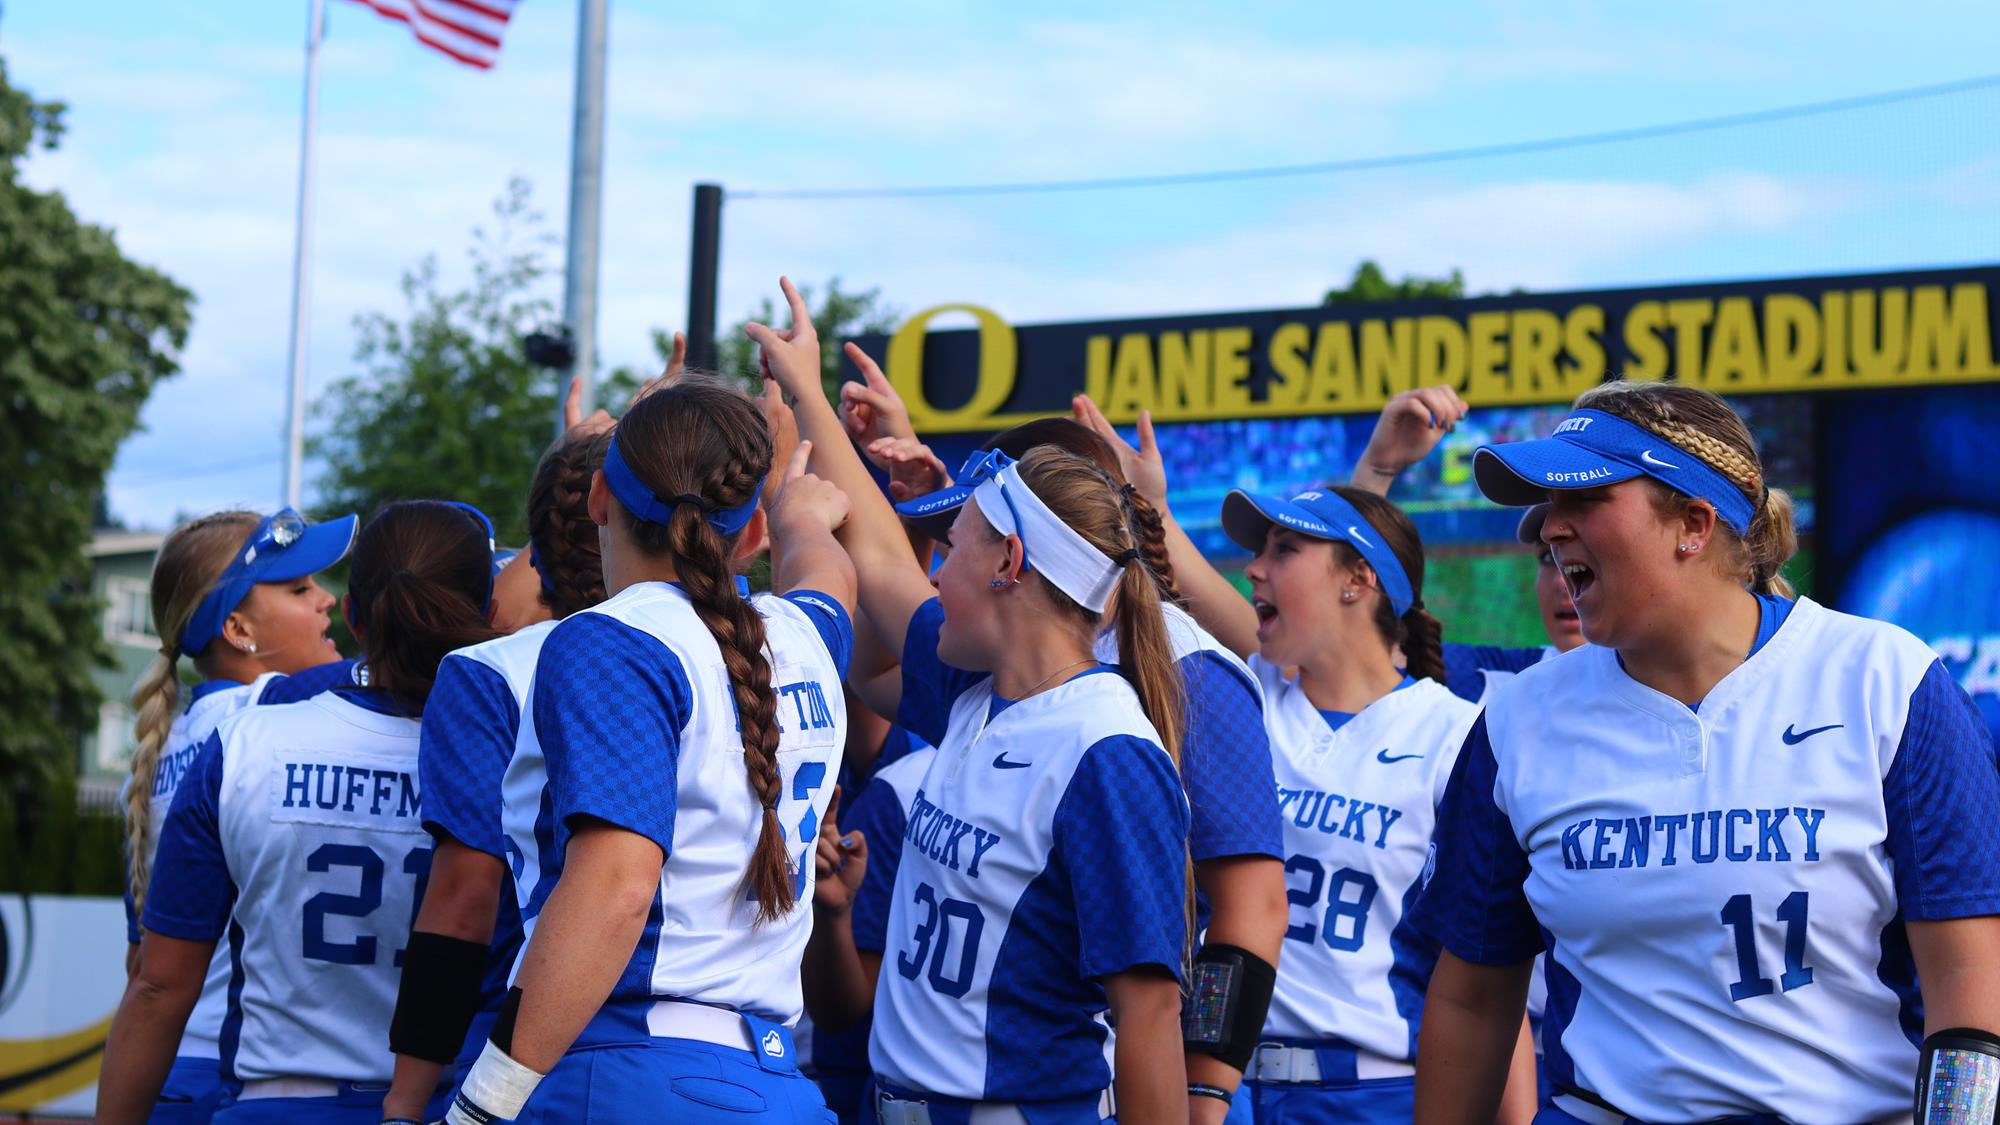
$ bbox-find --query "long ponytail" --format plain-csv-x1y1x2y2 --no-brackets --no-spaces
126,511,260,920
346,502,498,714
611,377,791,922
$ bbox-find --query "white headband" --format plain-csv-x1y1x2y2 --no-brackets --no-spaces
972,463,1124,614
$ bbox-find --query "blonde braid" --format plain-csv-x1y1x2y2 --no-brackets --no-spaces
125,647,180,921
1642,417,1762,495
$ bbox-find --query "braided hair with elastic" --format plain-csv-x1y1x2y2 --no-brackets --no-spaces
527,429,611,619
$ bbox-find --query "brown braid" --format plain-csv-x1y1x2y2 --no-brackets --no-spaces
528,430,611,619
613,377,794,922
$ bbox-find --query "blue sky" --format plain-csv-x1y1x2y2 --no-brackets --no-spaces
7,0,2000,527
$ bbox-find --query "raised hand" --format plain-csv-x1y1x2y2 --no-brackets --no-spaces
759,377,800,509
1352,384,1469,493
561,375,616,438
865,436,952,502
812,786,867,915
743,277,823,403
768,440,851,539
839,343,916,461
1072,394,1168,507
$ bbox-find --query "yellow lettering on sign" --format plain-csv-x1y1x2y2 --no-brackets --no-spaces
1266,323,1312,409
1907,283,1992,378
1850,288,1908,381
1213,327,1254,411
1562,305,1607,395
1763,294,1820,385
1415,316,1467,392
1159,331,1213,412
1664,299,1714,383
1361,318,1416,399
885,303,1018,432
1084,335,1113,405
1310,322,1359,407
1464,310,1504,402
1704,297,1763,388
1822,291,1850,380
1623,301,1669,381
1107,333,1157,417
1505,310,1557,397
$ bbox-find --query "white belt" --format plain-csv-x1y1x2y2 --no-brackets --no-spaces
645,998,757,1052
236,1077,342,1100
1550,1093,1915,1125
1249,1044,1415,1083
874,1089,1113,1124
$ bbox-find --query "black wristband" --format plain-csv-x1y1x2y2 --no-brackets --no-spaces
1188,1083,1233,1104
388,931,490,1064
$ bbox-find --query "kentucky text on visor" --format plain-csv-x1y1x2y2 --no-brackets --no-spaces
972,463,1123,615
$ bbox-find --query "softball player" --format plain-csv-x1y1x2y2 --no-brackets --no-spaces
753,278,1192,1123
98,500,500,1124
377,429,614,1122
1416,381,2000,1124
118,507,359,1123
441,378,856,1124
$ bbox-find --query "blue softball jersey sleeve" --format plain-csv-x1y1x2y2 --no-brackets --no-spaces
1179,653,1282,861
140,735,235,943
531,613,693,855
1441,643,1546,704
258,658,358,704
1883,659,2000,920
1054,736,1191,981
847,780,913,953
780,590,855,678
1422,716,1544,965
897,598,985,747
420,654,519,857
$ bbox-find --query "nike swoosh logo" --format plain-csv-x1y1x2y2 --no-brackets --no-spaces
1781,723,1843,745
1347,525,1375,548
1640,449,1680,469
1376,749,1424,764
993,753,1032,769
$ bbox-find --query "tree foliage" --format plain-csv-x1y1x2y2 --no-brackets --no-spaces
1323,259,1466,306
0,59,193,791
310,178,559,543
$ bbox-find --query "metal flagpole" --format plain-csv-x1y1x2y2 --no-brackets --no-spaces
280,0,326,510
555,0,608,435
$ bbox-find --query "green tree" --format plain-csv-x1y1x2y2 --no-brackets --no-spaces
310,178,559,543
1323,259,1466,306
0,60,193,792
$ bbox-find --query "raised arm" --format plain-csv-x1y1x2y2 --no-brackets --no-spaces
1071,395,1258,658
766,439,857,615
1349,385,1468,497
745,278,935,655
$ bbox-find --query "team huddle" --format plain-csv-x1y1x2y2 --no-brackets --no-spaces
98,279,2000,1125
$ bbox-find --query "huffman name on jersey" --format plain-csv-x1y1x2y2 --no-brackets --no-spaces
1559,807,1826,871
277,761,421,822
905,789,1005,879
1275,787,1404,850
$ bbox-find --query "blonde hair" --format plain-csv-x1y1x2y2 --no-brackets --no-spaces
125,511,260,921
1005,446,1195,962
1575,381,1798,596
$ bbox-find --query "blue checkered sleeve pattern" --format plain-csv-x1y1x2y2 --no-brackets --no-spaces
847,779,911,953
781,590,855,678
531,614,693,855
1421,716,1543,965
259,658,359,704
1884,660,2000,920
1179,653,1282,862
897,598,985,748
1440,643,1544,704
1054,735,1191,982
141,734,236,943
420,655,519,858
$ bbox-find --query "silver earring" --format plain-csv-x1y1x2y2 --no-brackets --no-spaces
1678,543,1698,555
1341,590,1358,602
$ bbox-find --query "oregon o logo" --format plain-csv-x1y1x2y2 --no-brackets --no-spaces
884,303,1018,431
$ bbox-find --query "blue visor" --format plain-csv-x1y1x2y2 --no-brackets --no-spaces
1472,408,1755,535
1221,488,1415,616
892,449,1014,537
178,509,358,655
604,436,762,537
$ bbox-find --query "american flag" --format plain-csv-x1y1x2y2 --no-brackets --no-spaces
343,0,520,70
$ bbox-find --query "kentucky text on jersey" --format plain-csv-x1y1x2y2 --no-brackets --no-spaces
1275,787,1404,850
1559,807,1827,870
902,789,1004,878
281,762,421,819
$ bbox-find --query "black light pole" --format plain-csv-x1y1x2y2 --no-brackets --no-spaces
686,183,723,372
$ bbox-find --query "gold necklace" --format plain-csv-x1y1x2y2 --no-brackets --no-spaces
1012,657,1097,700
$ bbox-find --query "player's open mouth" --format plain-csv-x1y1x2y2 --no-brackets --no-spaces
1560,561,1595,601
1253,598,1279,635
